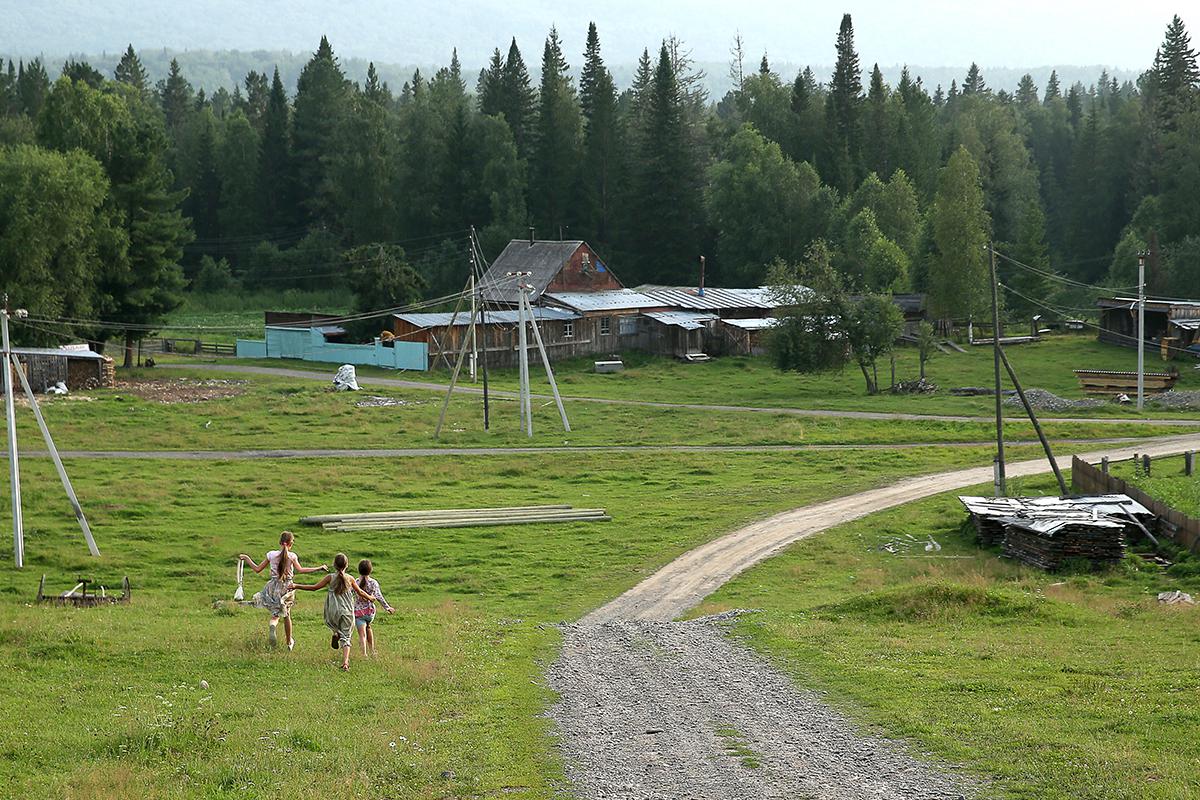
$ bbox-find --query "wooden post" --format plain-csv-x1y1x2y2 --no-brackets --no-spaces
1185,451,1194,477
998,346,1067,496
989,244,1006,496
432,303,480,439
1101,456,1109,475
1143,454,1152,476
524,290,571,432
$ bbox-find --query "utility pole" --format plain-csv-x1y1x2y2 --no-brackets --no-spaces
1137,250,1146,411
989,245,1006,496
517,284,533,437
2,297,23,567
469,274,478,383
469,227,490,430
523,289,571,432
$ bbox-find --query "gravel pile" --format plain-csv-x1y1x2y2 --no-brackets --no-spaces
1147,390,1200,411
354,395,419,408
1002,388,1103,411
547,616,975,800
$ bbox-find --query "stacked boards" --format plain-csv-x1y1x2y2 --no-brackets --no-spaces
959,495,1154,571
301,505,611,532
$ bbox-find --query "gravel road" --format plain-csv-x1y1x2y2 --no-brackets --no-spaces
548,616,973,800
549,434,1200,799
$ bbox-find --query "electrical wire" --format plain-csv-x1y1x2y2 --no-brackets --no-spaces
991,248,1139,293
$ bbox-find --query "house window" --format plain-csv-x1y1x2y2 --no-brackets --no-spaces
563,321,574,339
600,316,611,336
619,316,637,335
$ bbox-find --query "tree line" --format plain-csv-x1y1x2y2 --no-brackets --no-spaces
1,14,1198,358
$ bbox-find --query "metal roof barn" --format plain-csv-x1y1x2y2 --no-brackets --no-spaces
634,285,782,312
543,290,664,313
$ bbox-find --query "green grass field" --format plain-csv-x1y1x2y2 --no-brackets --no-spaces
205,334,1200,420
0,447,1013,799
694,474,1200,800
13,368,1195,453
1111,456,1200,519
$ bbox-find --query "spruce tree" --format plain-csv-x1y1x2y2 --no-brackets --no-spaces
1015,74,1039,107
579,21,621,244
186,110,222,242
158,58,193,135
291,36,351,227
257,67,294,233
62,59,104,89
1148,15,1200,133
1044,70,1061,102
114,44,148,94
963,63,987,95
364,62,391,105
824,13,863,193
530,27,582,235
477,49,505,117
499,38,537,157
626,44,703,283
242,70,270,132
863,63,890,177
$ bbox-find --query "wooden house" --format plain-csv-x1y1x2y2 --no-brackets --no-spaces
11,346,115,392
1097,296,1200,357
479,239,623,306
392,308,583,370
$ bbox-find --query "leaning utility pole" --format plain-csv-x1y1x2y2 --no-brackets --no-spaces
516,282,533,437
989,244,1006,496
1137,250,1146,411
2,298,23,567
469,227,490,429
522,288,571,432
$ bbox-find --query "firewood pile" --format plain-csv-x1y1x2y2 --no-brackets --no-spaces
958,494,1154,570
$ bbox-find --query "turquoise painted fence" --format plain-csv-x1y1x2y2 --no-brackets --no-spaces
236,327,428,371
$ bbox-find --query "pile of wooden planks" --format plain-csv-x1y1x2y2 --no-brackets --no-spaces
1074,368,1178,395
301,504,611,532
959,494,1153,570
1000,515,1127,570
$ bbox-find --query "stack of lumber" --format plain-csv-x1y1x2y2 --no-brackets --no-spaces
999,513,1126,570
959,494,1149,570
301,504,611,532
1074,368,1178,395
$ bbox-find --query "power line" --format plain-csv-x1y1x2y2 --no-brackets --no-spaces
991,248,1139,293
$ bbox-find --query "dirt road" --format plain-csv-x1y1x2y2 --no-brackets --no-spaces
547,433,1200,799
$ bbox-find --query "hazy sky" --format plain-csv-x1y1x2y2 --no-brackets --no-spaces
3,1,1189,70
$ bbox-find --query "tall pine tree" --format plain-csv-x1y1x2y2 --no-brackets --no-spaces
530,27,582,236
579,22,621,244
291,36,351,227
825,13,863,193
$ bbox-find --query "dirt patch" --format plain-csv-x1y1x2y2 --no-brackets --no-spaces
114,378,248,404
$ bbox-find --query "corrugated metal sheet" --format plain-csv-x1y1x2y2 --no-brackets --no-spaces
958,494,1152,518
1171,318,1200,331
543,290,663,312
721,317,780,330
999,514,1126,536
634,284,798,311
479,240,584,303
394,308,579,327
642,310,717,330
11,346,107,360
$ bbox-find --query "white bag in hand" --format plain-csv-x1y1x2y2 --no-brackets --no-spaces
233,560,244,601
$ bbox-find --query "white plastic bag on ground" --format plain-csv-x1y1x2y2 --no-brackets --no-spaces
47,381,68,395
333,364,360,391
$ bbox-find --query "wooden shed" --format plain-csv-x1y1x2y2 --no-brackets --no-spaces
11,346,115,392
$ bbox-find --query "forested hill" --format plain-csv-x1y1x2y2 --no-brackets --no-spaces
1,12,1198,360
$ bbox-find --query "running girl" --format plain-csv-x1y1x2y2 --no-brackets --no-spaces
238,531,326,650
354,559,396,657
290,553,375,671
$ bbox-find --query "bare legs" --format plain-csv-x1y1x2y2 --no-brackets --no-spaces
340,644,351,670
356,621,377,657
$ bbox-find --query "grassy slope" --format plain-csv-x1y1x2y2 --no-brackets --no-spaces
0,447,1016,799
694,473,1200,800
14,370,1194,452
205,334,1200,419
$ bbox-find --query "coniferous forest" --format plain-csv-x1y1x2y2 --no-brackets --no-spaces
2,14,1199,352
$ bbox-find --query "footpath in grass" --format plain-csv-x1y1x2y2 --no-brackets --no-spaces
12,369,1192,453
695,474,1200,800
0,446,1015,799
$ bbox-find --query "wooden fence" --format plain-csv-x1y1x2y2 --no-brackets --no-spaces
142,338,237,356
1071,455,1200,553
